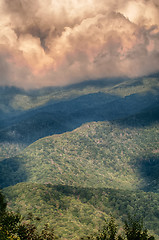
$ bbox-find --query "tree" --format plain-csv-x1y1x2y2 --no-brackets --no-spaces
0,191,56,240
124,216,155,240
96,218,118,240
0,191,20,239
0,191,7,213
81,216,155,240
81,218,123,240
40,224,56,240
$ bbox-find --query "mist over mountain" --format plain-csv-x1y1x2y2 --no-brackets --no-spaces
0,0,159,238
0,77,158,145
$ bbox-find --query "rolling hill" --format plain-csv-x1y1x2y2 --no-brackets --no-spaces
0,77,159,160
3,183,159,239
0,76,159,239
0,102,159,190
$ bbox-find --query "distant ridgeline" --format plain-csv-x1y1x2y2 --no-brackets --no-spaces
0,76,159,239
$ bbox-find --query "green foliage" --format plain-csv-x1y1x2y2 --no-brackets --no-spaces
0,190,156,240
1,115,159,190
0,77,159,239
40,224,56,240
1,77,158,112
0,143,25,161
96,218,117,240
2,183,159,239
0,191,21,239
0,191,56,240
0,191,7,213
81,217,155,240
124,216,154,240
0,76,158,160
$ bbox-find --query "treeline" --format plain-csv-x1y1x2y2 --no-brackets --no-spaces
0,191,155,240
81,217,155,240
0,191,56,240
4,183,159,239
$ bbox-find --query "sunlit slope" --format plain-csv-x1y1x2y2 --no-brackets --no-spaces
0,77,158,161
1,77,158,113
0,105,159,191
0,77,159,239
3,182,159,239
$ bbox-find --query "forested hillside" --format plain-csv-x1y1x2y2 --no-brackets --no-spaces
0,76,159,239
0,77,158,156
0,106,159,190
3,183,159,239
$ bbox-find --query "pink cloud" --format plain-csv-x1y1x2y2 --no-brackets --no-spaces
0,0,159,88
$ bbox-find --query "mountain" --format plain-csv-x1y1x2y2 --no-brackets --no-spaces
3,183,159,239
0,77,159,160
0,76,159,239
0,101,159,190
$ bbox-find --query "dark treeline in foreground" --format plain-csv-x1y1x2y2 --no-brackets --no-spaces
81,217,155,240
0,191,155,240
0,191,56,240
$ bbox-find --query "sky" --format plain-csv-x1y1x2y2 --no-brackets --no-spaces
0,0,159,89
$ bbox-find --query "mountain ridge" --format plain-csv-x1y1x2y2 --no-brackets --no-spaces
0,76,159,239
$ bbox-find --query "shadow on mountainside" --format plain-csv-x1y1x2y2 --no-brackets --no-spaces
0,157,27,188
0,91,159,146
114,102,159,129
139,156,159,193
0,89,159,190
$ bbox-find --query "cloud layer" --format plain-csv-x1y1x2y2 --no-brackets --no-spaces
0,0,159,88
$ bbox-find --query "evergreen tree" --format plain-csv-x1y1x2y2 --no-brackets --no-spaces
0,191,56,240
124,216,155,240
81,217,155,240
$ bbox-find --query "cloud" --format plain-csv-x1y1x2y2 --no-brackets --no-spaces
0,0,159,88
